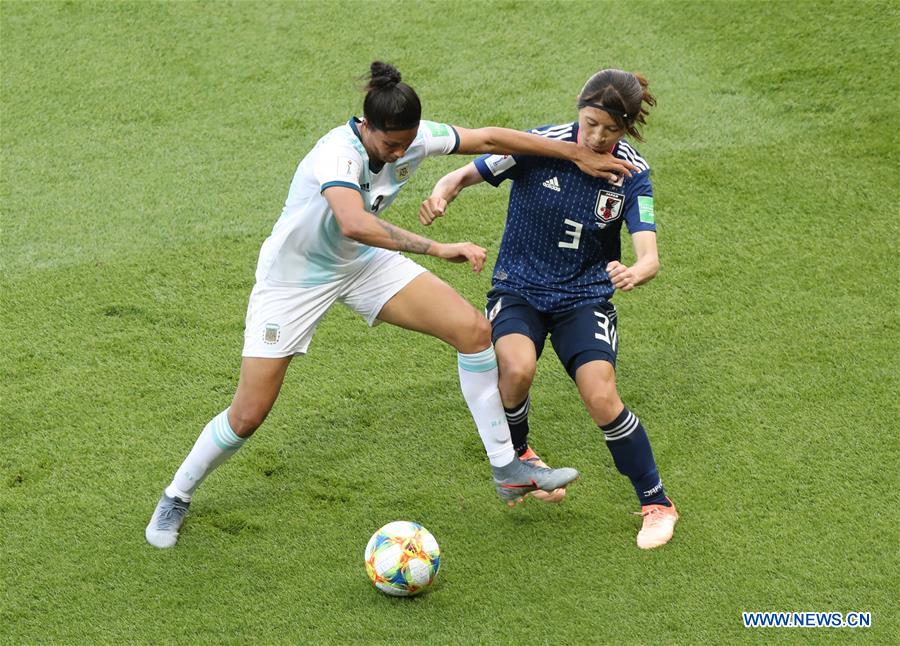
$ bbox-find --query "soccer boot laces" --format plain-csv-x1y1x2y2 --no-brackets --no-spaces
634,497,678,549
145,493,191,548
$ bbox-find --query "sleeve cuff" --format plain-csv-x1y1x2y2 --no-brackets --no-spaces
448,125,461,154
320,181,361,194
473,156,504,187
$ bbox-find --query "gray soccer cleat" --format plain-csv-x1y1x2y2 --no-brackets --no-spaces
491,458,579,506
145,493,190,548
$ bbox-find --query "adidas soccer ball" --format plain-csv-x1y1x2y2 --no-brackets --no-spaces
364,521,441,597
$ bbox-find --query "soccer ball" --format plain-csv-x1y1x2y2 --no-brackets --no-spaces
364,521,441,596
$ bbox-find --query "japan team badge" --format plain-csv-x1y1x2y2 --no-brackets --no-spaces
595,190,624,226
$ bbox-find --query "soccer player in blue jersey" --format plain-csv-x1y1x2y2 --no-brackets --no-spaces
421,69,678,549
145,62,637,548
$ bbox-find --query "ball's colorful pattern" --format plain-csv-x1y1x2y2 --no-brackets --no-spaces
364,521,441,596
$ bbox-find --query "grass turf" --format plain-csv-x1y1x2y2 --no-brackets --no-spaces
2,0,897,643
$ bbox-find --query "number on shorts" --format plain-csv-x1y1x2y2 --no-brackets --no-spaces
558,218,583,249
594,310,618,351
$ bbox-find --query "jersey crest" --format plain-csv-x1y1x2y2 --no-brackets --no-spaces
394,162,410,182
595,190,624,227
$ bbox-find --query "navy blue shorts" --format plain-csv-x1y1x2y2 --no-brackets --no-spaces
486,292,619,379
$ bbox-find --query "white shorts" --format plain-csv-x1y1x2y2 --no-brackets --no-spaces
242,249,427,358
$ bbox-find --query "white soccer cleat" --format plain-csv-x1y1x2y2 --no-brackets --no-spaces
145,493,190,548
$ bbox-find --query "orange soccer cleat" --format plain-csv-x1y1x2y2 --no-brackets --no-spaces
635,497,679,549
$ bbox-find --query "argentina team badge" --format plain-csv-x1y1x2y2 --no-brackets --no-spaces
394,162,410,183
595,190,624,227
264,323,280,345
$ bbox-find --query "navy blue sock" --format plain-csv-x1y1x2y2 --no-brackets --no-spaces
504,395,531,457
600,407,669,507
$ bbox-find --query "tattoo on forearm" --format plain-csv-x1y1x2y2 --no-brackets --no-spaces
377,220,432,254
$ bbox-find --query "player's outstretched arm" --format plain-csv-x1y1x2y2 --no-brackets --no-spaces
453,126,637,182
607,231,660,292
323,186,486,272
419,163,484,226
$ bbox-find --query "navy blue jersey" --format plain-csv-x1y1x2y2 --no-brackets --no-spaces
474,122,656,312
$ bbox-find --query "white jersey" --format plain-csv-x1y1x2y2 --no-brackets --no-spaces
255,118,460,287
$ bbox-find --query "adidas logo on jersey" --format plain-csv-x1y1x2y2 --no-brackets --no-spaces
542,176,561,192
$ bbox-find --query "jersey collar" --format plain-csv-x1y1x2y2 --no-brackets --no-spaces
348,117,385,174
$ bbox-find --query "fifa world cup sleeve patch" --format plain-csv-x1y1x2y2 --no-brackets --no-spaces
484,154,516,176
336,157,361,180
638,195,655,224
426,122,450,137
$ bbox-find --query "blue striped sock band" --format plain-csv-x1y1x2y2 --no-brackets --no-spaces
600,407,639,441
209,409,246,451
505,395,530,424
458,346,498,373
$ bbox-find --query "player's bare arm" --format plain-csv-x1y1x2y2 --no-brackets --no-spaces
419,163,485,225
453,126,638,182
324,185,486,272
607,231,659,292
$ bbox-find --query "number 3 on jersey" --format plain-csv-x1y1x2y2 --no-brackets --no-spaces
558,218,583,249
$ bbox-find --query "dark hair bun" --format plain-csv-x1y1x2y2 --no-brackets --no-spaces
367,60,402,91
361,60,421,131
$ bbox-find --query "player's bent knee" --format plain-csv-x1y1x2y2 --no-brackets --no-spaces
500,360,536,392
454,314,492,354
228,406,270,438
584,387,623,423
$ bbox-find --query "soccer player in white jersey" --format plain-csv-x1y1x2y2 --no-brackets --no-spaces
145,61,638,548
421,69,678,549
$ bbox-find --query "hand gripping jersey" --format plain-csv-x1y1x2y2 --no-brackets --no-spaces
255,118,460,287
474,122,656,313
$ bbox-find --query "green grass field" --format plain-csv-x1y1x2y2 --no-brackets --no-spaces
2,0,898,643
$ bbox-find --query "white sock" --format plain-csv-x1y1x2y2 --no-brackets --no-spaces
165,409,247,501
457,347,516,467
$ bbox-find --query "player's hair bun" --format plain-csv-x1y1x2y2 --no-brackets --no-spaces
361,60,420,131
367,61,402,91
